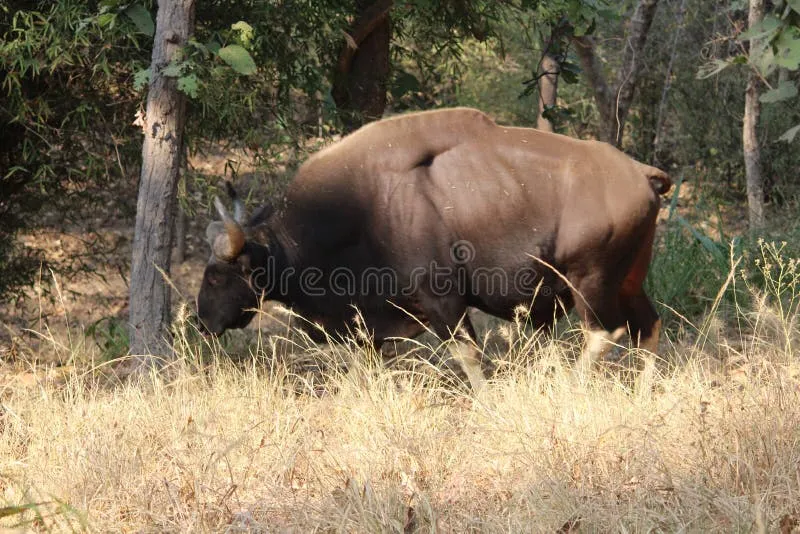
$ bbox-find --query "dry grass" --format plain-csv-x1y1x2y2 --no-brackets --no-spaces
2,243,800,533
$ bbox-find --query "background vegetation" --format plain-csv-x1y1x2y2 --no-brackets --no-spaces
2,0,798,317
1,0,800,531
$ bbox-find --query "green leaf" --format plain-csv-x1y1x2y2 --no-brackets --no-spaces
738,14,780,41
162,62,183,77
541,105,560,122
206,39,221,54
560,60,581,84
177,74,199,98
773,27,800,70
752,43,777,77
759,81,798,103
218,44,257,75
231,21,254,45
667,175,683,220
779,124,800,143
187,38,210,57
788,0,800,14
123,4,154,37
133,68,150,90
96,12,116,28
676,215,725,265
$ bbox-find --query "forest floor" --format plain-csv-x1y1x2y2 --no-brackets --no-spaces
4,145,800,532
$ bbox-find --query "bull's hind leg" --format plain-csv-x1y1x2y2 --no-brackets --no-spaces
619,221,662,395
570,273,627,379
620,291,661,396
620,293,660,353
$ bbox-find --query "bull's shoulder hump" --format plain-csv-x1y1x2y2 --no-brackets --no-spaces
321,108,499,173
353,107,497,151
364,107,495,131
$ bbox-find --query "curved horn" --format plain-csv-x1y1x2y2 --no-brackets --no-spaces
225,181,246,224
212,196,245,261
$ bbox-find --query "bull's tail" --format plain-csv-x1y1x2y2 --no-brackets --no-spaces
639,163,672,195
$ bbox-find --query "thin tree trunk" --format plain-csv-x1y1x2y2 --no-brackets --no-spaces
536,54,559,132
572,0,661,146
175,202,187,264
572,35,615,128
332,0,393,132
608,0,660,146
652,0,687,165
129,0,196,361
744,0,765,230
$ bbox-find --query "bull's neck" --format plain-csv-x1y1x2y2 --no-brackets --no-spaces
259,222,301,306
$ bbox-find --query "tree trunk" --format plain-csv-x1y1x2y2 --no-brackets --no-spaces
332,0,393,132
652,0,687,165
536,54,559,132
572,0,661,146
743,0,765,230
175,203,187,264
608,0,660,146
572,35,615,128
129,0,196,361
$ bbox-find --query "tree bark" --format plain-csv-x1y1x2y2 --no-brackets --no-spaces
175,202,187,264
332,0,393,132
129,0,195,361
743,0,765,230
572,35,615,128
652,0,687,165
572,0,661,146
536,54,559,132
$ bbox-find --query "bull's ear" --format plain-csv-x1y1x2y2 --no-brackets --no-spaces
247,203,274,227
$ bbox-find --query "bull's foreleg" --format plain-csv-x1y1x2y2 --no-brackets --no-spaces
447,336,486,392
577,326,626,378
420,295,487,391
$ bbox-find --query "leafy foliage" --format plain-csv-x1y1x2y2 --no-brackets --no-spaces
511,0,612,104
1,0,151,302
698,0,800,142
0,0,348,302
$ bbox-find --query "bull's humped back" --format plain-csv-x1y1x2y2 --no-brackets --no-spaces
283,108,662,237
304,108,497,176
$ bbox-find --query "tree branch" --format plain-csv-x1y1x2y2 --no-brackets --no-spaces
610,0,660,146
571,0,661,146
571,35,614,128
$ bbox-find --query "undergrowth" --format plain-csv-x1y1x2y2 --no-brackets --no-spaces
1,239,799,532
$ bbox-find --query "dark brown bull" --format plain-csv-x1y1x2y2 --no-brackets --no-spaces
197,108,671,389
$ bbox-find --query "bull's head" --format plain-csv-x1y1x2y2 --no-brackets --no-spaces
197,184,273,335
